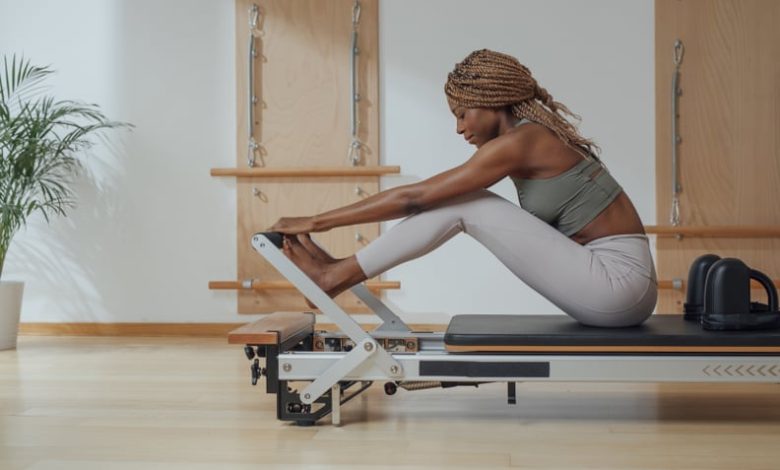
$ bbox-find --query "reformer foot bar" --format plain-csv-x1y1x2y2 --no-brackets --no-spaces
229,232,780,426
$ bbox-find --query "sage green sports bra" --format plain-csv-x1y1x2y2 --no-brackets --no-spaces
509,119,623,236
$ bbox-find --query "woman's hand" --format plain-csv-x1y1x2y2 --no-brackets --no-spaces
268,216,320,235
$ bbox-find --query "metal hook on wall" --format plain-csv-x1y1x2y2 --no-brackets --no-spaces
670,39,685,226
253,186,268,203
347,0,364,166
248,4,266,168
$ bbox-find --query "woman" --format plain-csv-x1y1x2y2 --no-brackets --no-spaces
269,49,657,328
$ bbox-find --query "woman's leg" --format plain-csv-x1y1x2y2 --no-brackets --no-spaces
353,189,655,326
285,189,655,326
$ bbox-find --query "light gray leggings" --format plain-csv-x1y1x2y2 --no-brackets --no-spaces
355,189,657,328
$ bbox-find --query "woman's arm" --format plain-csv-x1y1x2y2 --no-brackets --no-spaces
270,133,528,233
311,185,418,231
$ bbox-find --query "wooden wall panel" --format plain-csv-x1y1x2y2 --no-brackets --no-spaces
655,0,780,313
235,0,381,313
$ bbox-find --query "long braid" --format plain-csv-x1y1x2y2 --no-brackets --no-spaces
445,49,601,158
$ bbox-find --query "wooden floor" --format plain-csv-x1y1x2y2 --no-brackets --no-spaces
2,337,780,469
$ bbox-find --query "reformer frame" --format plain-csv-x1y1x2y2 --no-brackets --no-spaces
229,233,780,426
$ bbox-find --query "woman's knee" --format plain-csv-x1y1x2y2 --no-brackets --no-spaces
437,190,519,222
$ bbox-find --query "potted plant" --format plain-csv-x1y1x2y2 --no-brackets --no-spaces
0,55,130,350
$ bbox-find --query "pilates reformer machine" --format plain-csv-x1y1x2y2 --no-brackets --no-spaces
228,232,780,426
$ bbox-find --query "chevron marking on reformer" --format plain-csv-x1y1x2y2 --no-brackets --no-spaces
703,363,780,377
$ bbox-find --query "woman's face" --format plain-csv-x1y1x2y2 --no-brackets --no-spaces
448,98,503,148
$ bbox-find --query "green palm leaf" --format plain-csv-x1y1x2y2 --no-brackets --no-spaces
0,55,132,277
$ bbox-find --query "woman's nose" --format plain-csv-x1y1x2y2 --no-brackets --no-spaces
456,122,465,135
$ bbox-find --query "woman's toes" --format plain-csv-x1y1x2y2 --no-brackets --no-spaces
288,237,314,263
297,234,336,263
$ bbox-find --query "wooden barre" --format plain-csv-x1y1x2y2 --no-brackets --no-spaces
210,166,401,177
645,225,780,238
213,279,780,292
658,279,780,290
209,280,401,291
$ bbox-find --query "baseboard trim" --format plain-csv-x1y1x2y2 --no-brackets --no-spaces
18,322,448,337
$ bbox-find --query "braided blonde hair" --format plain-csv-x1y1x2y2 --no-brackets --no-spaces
444,49,600,158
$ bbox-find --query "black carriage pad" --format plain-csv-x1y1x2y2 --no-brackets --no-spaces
444,314,780,353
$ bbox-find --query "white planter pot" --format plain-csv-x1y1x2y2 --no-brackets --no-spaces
0,281,24,350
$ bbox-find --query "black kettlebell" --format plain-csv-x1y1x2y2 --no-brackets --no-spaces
701,258,780,331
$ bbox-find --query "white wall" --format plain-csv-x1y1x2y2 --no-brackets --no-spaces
0,0,239,322
379,0,656,321
0,0,654,324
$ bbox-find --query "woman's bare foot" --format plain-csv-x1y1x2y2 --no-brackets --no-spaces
296,234,337,263
281,235,368,306
282,236,332,309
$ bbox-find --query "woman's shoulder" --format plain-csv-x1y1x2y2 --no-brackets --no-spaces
503,121,587,178
482,123,536,164
502,120,558,154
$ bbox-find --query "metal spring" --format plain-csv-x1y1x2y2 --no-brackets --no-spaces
398,381,442,391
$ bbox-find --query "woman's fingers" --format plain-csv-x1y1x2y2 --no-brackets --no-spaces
268,217,315,235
